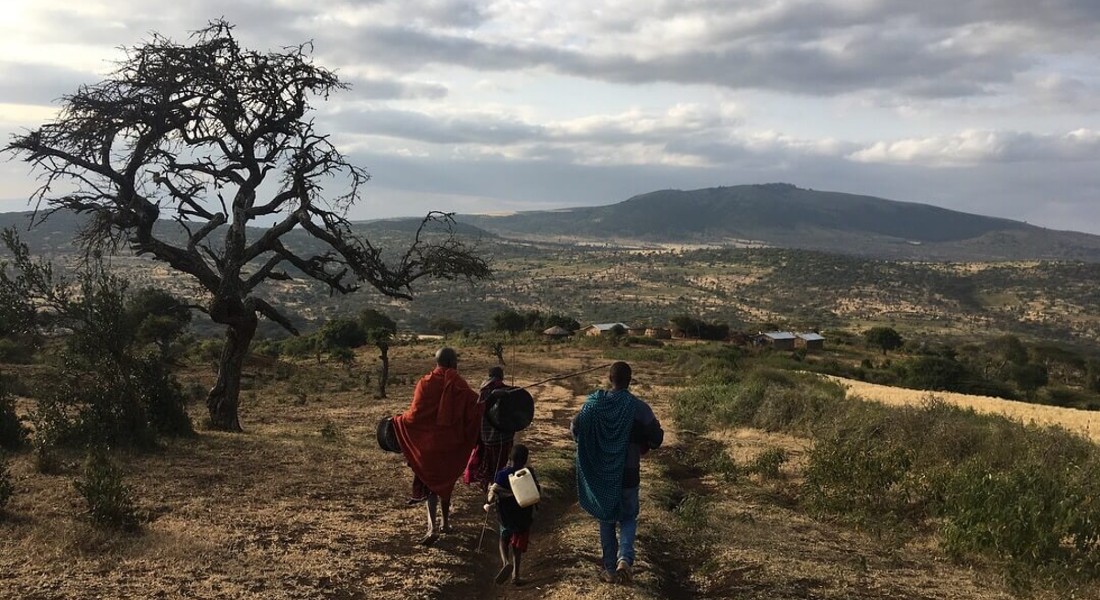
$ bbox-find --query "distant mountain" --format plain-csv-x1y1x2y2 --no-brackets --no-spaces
0,211,495,256
459,183,1100,261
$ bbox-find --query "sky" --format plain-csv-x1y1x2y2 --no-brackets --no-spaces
1,0,1098,232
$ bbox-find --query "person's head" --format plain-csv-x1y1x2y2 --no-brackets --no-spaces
435,347,458,369
509,444,529,468
488,366,504,380
609,361,632,389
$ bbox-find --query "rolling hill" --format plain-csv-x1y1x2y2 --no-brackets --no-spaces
459,183,1100,261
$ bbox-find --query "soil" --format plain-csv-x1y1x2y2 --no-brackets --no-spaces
1,341,1092,599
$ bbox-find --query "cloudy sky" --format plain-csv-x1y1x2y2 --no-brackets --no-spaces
1,0,1098,232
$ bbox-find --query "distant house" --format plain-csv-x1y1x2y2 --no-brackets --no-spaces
542,326,573,338
761,331,797,350
796,332,826,352
582,322,630,336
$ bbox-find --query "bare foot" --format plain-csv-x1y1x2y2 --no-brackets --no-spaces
440,523,453,534
511,577,526,587
494,564,512,584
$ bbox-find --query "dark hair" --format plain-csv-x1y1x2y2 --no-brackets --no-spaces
509,444,529,468
488,366,504,380
435,347,458,368
610,361,632,388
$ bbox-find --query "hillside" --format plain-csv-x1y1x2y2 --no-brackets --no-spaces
4,342,1098,599
459,183,1100,262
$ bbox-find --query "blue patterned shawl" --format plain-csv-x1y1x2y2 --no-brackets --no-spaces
574,389,637,521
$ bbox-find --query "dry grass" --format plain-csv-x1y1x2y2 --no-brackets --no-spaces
825,375,1100,441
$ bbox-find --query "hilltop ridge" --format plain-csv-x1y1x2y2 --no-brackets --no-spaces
459,183,1100,261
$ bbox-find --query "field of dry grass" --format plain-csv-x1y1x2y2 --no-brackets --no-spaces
826,375,1100,442
2,341,1095,599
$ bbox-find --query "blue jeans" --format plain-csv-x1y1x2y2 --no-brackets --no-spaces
598,486,640,572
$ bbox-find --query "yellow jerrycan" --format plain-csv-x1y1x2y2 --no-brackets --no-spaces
508,468,540,508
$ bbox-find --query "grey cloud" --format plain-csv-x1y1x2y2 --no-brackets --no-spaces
342,76,448,100
0,62,97,105
322,105,738,149
409,0,488,28
329,23,1024,98
31,2,312,46
324,107,545,145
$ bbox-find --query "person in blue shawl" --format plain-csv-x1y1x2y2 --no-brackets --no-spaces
571,361,664,584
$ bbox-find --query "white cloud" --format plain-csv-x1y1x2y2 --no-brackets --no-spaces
849,129,1100,166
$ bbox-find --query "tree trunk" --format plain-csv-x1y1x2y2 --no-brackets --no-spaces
378,343,389,399
207,314,258,431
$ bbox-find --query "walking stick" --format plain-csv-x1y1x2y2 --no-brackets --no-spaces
477,501,492,552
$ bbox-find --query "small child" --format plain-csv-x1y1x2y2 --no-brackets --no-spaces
485,444,538,586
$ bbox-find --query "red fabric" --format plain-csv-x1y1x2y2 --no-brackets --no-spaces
393,367,482,502
463,439,514,490
502,529,530,552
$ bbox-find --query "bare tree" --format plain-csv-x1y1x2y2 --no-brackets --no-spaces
4,21,490,431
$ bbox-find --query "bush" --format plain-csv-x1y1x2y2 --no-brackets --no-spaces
42,351,192,449
73,449,139,531
937,455,1100,586
671,368,845,433
803,429,913,529
748,447,789,479
0,338,35,364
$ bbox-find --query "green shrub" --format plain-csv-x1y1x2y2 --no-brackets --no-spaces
44,352,192,449
73,449,139,531
936,456,1100,585
671,368,844,433
673,492,711,530
803,430,913,529
748,447,789,479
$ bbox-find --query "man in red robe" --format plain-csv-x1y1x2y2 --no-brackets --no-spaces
392,347,482,545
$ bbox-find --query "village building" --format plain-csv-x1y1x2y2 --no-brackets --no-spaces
542,325,573,338
581,322,631,336
760,331,797,350
797,332,826,352
645,327,672,339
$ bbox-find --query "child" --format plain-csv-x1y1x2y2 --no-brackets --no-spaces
485,444,538,586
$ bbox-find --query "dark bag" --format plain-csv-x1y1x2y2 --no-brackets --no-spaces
485,387,535,433
376,416,402,453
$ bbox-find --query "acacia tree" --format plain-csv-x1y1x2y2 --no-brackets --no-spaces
360,309,397,398
4,22,490,430
864,326,903,355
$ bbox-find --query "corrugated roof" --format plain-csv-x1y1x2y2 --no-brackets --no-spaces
589,322,630,331
763,331,797,340
543,326,572,335
798,333,825,341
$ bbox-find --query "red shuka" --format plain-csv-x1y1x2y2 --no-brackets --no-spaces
392,367,482,501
